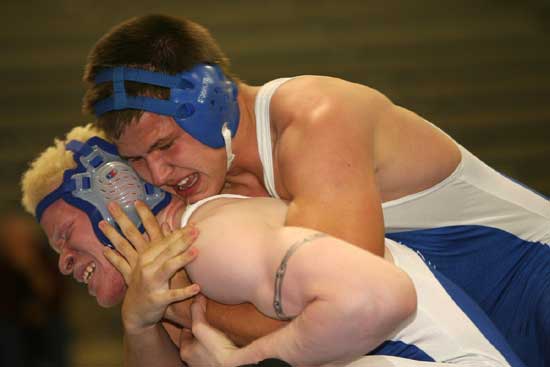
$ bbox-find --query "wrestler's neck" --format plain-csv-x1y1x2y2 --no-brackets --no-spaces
155,198,187,231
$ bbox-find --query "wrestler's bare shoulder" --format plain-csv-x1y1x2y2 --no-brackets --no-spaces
187,196,288,228
268,75,388,131
265,75,461,201
183,196,290,305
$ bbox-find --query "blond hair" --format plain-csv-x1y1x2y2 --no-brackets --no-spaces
21,124,107,217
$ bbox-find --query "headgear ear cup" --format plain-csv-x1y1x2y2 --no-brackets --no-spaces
93,64,239,148
36,137,171,247
94,161,145,226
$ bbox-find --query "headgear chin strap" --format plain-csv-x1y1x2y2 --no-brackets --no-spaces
93,63,240,168
35,137,172,248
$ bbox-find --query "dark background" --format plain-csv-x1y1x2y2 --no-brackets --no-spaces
2,0,549,212
0,1,549,365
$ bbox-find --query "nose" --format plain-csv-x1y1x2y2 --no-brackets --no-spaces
146,154,171,187
58,249,75,275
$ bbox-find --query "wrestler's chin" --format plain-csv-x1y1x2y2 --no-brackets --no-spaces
94,279,127,308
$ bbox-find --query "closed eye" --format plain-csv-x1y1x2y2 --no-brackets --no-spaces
157,140,174,151
127,156,143,163
55,222,74,254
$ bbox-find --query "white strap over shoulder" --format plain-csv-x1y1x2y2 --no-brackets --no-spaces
254,78,293,199
180,194,249,227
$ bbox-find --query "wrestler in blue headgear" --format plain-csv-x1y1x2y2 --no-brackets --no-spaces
92,63,239,169
35,137,171,248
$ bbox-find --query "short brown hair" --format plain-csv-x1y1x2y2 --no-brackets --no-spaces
82,14,235,139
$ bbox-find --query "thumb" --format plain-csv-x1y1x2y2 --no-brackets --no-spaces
190,294,208,324
179,328,194,346
190,295,236,351
179,328,197,362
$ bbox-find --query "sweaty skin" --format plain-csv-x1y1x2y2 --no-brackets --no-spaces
113,75,460,353
102,196,416,367
40,199,127,307
116,76,460,255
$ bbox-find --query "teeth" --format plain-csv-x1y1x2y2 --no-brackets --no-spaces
177,173,198,190
83,263,96,284
178,176,191,186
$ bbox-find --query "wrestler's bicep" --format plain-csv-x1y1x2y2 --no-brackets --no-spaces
278,112,384,255
185,214,272,307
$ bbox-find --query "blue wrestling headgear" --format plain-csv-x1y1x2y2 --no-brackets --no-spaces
92,64,239,168
35,137,172,248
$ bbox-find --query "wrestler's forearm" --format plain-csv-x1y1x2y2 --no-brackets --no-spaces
206,300,287,346
225,241,416,366
227,297,383,366
123,324,183,367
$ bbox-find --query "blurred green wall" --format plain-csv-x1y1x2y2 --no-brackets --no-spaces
2,0,549,211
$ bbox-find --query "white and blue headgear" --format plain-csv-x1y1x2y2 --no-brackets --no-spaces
35,137,172,248
93,63,239,169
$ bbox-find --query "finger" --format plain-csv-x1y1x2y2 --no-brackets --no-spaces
179,328,196,361
161,222,172,237
103,248,132,284
107,202,147,252
179,328,194,345
141,226,197,264
150,225,198,260
190,294,208,324
169,225,199,246
190,295,236,353
99,220,138,267
155,285,201,306
157,247,199,281
135,200,162,242
153,228,198,266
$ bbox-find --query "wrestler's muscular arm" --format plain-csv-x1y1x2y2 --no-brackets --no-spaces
271,77,388,256
246,237,415,366
204,302,285,346
167,283,286,346
187,78,389,346
183,213,416,366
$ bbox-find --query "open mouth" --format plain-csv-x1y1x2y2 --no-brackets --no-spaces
83,262,96,284
173,173,200,197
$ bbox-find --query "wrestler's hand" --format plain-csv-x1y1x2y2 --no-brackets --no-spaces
166,268,196,328
179,295,239,367
100,200,200,333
